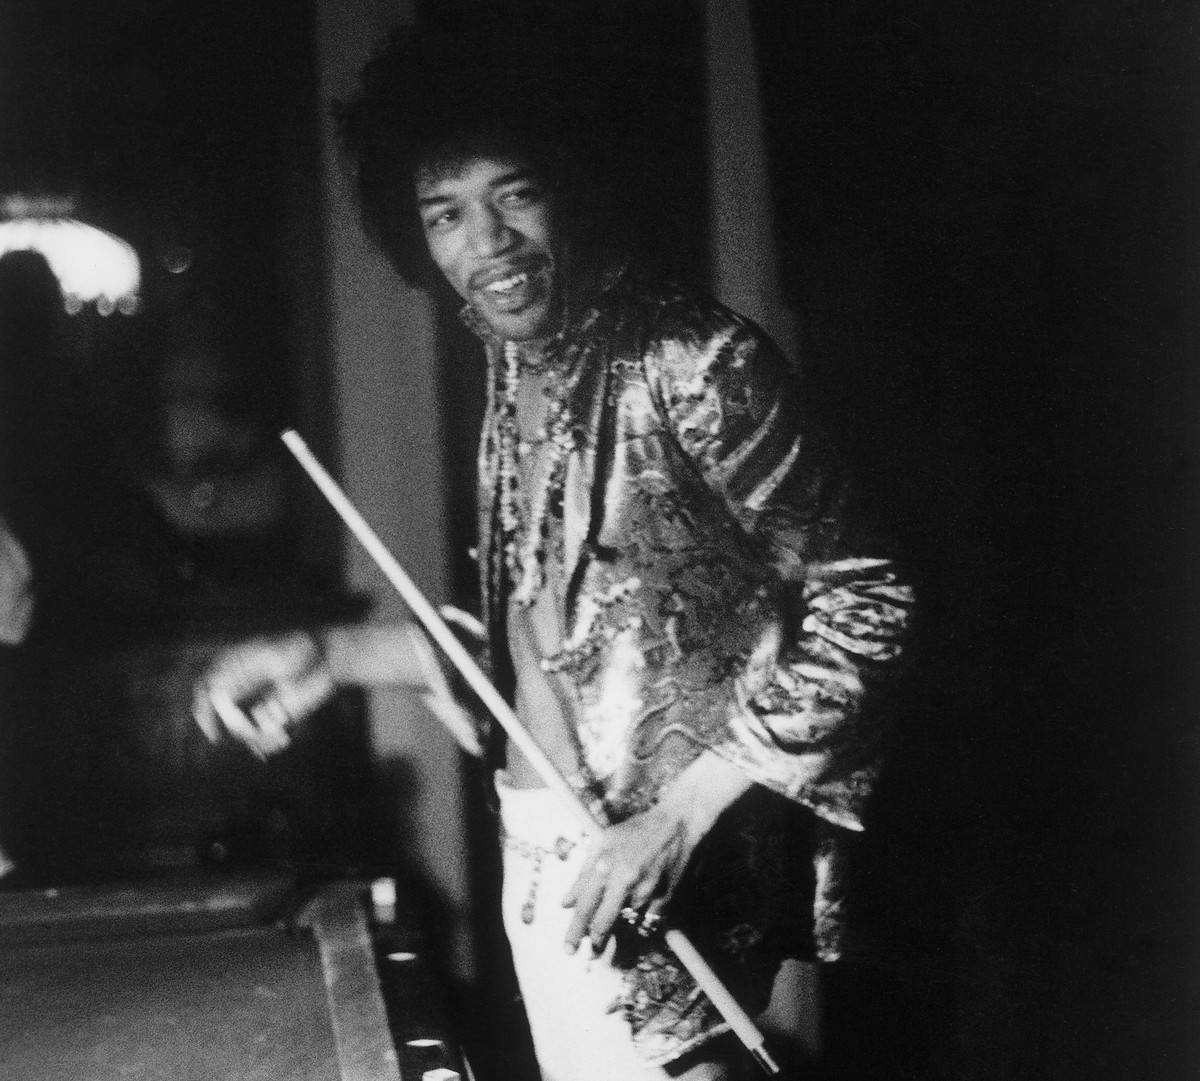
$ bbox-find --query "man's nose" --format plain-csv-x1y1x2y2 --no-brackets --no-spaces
468,206,515,257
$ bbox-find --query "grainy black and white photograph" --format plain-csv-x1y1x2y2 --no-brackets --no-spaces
0,2,1194,1079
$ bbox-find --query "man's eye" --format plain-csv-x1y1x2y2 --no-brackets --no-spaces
500,186,540,206
423,209,458,231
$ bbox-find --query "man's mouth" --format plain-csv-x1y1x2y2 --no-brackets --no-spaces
481,271,530,297
471,261,551,315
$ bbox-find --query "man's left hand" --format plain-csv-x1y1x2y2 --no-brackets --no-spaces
560,750,753,954
560,802,691,953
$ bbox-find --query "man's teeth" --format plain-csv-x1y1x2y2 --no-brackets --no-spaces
483,272,528,294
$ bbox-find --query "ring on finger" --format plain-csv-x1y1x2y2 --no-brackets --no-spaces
619,906,665,936
638,910,664,936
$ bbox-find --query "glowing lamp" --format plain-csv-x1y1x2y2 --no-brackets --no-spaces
0,194,141,315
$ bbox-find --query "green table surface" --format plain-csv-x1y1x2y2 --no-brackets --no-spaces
0,873,368,1081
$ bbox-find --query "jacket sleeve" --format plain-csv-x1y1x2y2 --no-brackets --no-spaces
645,307,913,831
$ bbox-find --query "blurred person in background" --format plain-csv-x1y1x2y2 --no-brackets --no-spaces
0,515,33,878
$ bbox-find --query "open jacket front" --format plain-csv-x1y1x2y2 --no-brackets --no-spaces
467,264,914,1062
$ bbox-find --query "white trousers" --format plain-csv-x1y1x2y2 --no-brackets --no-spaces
496,776,682,1081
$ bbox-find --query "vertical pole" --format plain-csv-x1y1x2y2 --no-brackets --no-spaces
704,0,797,357
307,0,474,983
704,0,821,1059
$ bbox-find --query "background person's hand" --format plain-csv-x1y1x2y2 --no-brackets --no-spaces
192,620,482,758
192,631,333,758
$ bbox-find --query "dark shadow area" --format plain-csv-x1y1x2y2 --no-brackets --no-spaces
755,2,1199,1078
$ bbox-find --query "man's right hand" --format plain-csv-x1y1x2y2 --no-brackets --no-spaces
192,631,334,759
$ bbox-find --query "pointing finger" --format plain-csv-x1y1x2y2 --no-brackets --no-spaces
192,688,219,742
210,689,268,759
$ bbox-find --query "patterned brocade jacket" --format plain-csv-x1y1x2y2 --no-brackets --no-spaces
468,264,914,1063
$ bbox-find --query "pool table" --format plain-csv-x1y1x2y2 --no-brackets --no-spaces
0,871,466,1081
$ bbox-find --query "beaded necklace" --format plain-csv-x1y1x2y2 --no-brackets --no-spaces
497,339,576,607
495,340,612,824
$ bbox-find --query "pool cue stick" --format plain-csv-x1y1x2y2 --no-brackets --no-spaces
281,429,782,1077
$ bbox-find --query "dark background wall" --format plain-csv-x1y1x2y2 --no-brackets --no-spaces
751,3,1198,1079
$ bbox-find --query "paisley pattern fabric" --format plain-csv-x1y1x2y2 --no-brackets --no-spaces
466,265,914,1063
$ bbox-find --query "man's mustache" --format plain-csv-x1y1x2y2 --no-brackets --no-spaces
468,253,552,291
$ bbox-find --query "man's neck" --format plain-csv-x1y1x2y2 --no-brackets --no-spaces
508,337,554,371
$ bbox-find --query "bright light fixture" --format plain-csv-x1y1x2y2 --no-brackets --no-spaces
0,194,141,316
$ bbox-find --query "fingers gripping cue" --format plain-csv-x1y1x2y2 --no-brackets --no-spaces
280,429,781,1077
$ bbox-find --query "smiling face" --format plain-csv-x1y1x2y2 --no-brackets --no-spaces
415,153,561,342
